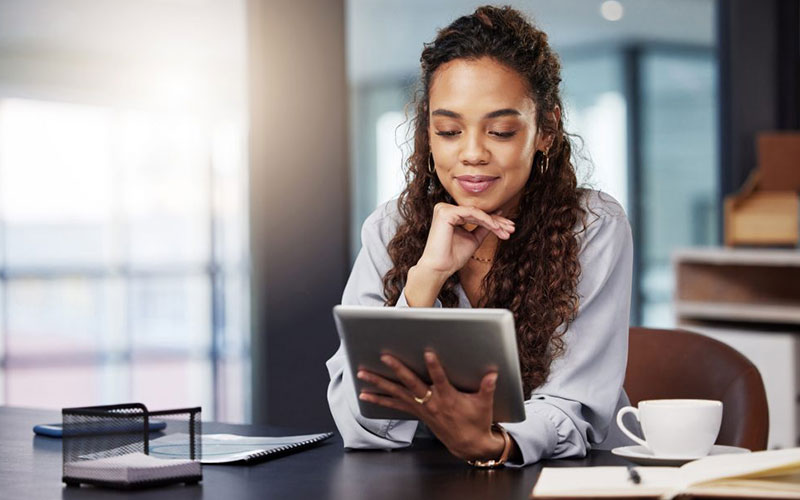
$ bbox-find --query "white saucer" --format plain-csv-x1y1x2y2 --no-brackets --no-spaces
611,445,751,466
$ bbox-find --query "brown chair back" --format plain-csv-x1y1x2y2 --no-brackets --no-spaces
624,327,769,451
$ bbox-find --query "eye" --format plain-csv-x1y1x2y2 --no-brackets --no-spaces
490,131,517,138
435,130,461,137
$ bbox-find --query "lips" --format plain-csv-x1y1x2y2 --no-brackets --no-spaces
455,175,499,194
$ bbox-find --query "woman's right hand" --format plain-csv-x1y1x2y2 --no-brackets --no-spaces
404,203,515,306
418,202,515,275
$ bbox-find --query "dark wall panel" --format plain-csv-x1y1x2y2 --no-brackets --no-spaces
717,0,779,199
718,0,800,202
248,0,348,428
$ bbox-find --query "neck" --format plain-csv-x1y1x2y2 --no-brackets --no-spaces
472,233,499,262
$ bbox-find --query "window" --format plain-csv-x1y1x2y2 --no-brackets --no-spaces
639,50,718,326
0,98,249,421
561,51,628,212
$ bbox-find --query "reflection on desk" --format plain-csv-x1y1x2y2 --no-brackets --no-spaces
3,406,629,500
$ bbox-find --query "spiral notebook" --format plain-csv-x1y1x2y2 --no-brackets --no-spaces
149,432,334,464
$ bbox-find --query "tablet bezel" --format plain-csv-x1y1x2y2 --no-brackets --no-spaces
333,305,526,422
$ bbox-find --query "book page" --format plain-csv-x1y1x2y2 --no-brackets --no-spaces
679,448,800,489
531,467,679,497
681,472,800,498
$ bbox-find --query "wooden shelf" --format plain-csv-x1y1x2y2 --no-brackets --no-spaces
675,301,800,325
673,247,800,267
674,248,800,309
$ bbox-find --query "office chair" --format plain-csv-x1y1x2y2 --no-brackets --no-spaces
624,327,769,451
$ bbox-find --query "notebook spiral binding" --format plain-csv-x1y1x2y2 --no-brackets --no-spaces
241,432,334,463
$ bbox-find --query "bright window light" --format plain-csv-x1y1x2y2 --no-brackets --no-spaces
0,97,247,421
376,111,410,206
566,91,628,212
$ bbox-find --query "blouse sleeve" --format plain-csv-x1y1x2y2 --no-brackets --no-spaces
326,202,435,449
501,202,633,467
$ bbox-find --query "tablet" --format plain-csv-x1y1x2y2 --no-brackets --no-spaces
333,305,525,422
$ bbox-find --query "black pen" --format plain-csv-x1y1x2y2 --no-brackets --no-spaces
627,465,641,484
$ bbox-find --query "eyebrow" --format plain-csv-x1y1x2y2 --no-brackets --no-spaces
431,108,522,119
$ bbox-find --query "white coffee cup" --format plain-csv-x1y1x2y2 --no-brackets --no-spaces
616,399,723,457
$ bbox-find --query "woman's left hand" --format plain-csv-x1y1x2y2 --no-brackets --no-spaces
356,351,506,461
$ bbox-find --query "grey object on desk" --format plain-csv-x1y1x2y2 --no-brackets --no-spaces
149,432,334,464
61,403,202,489
334,305,526,422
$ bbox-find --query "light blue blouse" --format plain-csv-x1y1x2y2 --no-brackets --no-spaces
326,190,635,466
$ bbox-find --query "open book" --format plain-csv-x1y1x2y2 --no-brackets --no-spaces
532,448,800,499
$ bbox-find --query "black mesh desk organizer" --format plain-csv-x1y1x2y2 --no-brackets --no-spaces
62,403,202,489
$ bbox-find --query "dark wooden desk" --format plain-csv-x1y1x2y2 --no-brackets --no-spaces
1,406,632,499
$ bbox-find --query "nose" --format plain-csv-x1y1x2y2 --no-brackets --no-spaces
458,130,490,166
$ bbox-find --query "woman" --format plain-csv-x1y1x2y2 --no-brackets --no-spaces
327,5,633,467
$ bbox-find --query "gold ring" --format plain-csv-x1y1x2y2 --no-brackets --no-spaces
413,389,433,405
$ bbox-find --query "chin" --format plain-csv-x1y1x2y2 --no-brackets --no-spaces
452,195,500,212
446,180,507,213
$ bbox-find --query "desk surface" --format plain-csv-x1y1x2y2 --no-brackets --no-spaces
1,406,631,500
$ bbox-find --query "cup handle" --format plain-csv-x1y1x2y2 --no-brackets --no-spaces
616,406,649,448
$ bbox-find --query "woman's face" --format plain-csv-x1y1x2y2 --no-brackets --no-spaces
428,56,551,215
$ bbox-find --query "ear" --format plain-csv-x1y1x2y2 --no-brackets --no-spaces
538,105,561,151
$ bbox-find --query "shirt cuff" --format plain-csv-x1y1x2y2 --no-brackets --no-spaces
340,418,419,450
331,359,420,449
396,286,443,308
500,402,587,467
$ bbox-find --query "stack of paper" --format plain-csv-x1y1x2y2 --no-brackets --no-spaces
65,452,200,485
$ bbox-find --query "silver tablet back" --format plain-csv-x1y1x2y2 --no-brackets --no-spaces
333,305,526,422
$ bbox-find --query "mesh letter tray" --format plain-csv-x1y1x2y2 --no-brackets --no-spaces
62,403,202,489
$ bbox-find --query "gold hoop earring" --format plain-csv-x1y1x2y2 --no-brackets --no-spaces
428,153,435,174
540,149,550,175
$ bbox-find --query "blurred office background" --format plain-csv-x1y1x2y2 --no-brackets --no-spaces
347,0,717,328
0,0,797,429
0,0,249,421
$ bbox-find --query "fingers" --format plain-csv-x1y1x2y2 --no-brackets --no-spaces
357,369,414,404
479,372,498,402
358,392,415,414
437,203,515,239
424,351,455,395
456,207,515,239
494,220,515,240
379,355,431,400
479,207,515,231
491,213,515,240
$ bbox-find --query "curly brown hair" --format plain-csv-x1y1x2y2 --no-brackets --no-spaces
381,5,588,398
